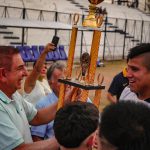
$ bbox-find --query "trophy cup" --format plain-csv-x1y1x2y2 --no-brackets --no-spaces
83,0,104,28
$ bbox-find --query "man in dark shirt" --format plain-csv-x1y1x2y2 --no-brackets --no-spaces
107,67,128,103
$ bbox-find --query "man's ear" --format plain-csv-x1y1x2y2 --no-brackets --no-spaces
0,68,7,81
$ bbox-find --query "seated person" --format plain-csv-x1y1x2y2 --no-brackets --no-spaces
99,101,150,150
54,101,99,150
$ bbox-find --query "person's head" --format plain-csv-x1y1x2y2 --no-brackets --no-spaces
54,101,99,150
0,46,27,96
99,101,150,150
33,61,47,78
47,61,66,96
126,43,150,99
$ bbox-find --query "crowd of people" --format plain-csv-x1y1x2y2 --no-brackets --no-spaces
0,43,150,150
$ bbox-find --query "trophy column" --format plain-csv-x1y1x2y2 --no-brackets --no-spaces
80,30,101,102
57,26,78,109
57,0,106,109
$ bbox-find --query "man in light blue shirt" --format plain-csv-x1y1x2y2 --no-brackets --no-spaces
0,45,74,149
31,62,93,141
31,61,66,140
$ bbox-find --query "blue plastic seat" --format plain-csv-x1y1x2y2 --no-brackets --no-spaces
51,47,60,60
24,46,35,62
16,46,31,62
59,45,67,60
39,45,60,61
31,45,40,61
39,45,44,54
39,45,51,61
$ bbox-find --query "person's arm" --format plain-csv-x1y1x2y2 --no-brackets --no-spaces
30,85,75,126
14,137,59,150
30,102,57,125
107,92,117,103
24,43,55,94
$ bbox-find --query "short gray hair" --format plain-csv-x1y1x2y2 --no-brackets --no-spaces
47,61,66,80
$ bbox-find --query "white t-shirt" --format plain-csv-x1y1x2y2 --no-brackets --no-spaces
119,86,150,107
23,79,51,106
119,86,140,101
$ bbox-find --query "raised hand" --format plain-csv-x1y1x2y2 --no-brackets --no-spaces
43,43,55,54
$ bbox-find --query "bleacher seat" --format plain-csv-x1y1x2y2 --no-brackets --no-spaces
31,45,40,60
39,45,52,61
16,45,67,62
59,45,67,60
24,46,35,62
16,46,31,62
51,47,61,60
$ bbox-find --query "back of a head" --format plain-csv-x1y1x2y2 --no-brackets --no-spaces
0,46,19,70
54,101,99,149
100,101,150,150
127,43,150,70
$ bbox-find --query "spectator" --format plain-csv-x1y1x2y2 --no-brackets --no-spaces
0,46,73,150
120,43,150,104
99,101,150,150
23,43,53,106
54,101,99,150
31,61,66,141
107,67,128,103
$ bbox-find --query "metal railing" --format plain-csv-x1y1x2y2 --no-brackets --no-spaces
0,5,149,60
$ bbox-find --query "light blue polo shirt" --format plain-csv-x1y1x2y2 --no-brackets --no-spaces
31,92,58,139
31,92,92,139
0,90,37,150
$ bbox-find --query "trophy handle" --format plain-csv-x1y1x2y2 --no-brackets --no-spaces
96,15,103,27
73,13,79,25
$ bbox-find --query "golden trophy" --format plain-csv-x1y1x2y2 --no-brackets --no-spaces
83,0,104,28
57,4,106,109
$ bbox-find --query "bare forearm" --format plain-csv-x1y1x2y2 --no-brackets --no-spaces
34,51,47,73
107,93,117,103
30,102,58,125
14,137,59,150
34,43,55,73
24,43,55,93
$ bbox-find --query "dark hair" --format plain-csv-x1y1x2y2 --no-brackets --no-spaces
0,46,19,70
127,43,150,70
46,61,66,80
100,101,150,150
54,101,99,148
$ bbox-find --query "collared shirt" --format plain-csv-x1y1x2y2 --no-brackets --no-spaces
120,87,150,106
0,90,37,150
31,92,58,139
31,92,92,139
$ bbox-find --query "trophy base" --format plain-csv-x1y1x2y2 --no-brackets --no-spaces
58,79,105,90
82,15,98,28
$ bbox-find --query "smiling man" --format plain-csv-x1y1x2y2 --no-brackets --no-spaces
120,43,150,103
0,46,74,150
